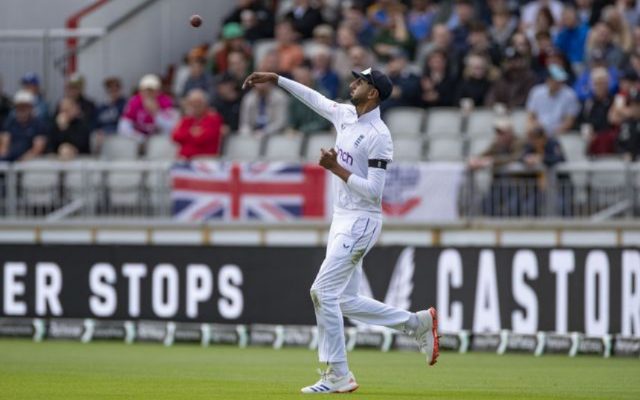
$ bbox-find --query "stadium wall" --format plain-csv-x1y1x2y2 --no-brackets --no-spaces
77,0,234,101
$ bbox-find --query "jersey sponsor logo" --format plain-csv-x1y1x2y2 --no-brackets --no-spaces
354,134,364,148
336,146,354,166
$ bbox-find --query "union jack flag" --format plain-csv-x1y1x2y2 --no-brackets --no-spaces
171,161,327,221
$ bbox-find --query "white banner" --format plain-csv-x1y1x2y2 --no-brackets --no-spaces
381,162,465,222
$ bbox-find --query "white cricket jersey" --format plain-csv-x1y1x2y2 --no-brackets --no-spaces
278,76,393,216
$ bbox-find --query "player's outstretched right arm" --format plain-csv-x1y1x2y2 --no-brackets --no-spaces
243,72,340,126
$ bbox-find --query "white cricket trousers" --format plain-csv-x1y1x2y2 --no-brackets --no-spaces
310,213,412,363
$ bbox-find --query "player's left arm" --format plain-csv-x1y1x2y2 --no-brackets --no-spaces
318,134,391,202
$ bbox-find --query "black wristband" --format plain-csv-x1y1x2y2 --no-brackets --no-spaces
368,159,387,169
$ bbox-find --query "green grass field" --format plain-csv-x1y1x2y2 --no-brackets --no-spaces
1,339,639,399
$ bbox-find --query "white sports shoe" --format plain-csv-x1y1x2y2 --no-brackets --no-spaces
414,307,440,366
300,369,359,394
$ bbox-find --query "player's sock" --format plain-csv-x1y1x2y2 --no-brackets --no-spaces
403,313,419,334
329,361,349,377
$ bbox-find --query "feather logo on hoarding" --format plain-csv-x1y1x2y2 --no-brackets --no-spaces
351,247,415,330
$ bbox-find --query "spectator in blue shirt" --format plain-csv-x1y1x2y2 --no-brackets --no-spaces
311,46,340,99
406,0,436,43
554,5,589,67
0,90,47,162
573,49,620,101
96,77,126,134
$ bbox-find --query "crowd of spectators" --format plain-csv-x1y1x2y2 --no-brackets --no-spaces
2,0,640,170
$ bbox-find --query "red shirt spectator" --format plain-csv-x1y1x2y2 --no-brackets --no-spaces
172,89,224,159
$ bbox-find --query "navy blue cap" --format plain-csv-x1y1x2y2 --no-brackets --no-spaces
21,72,40,86
351,68,393,101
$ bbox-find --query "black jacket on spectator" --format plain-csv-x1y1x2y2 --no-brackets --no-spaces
579,96,613,133
223,2,274,39
0,94,11,128
455,77,491,107
49,117,91,154
285,6,324,39
212,97,241,132
381,72,421,114
617,118,640,160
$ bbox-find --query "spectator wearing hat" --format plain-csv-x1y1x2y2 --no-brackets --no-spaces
486,48,537,109
614,87,640,160
578,67,616,156
288,63,331,135
62,73,97,130
0,90,47,162
518,124,568,216
467,118,524,216
49,96,91,160
0,76,11,129
573,49,620,101
172,89,224,159
468,118,523,171
96,77,126,135
554,5,589,68
526,64,580,136
284,0,324,40
223,0,274,40
118,74,179,142
19,72,49,122
210,23,252,76
380,48,420,114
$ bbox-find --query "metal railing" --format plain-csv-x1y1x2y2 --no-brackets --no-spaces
461,161,637,220
1,159,640,221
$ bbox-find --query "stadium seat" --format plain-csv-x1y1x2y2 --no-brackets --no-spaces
558,133,587,162
144,135,177,161
393,138,423,162
468,137,493,157
263,134,303,161
510,109,528,137
106,162,144,208
101,135,139,161
222,134,264,161
19,160,60,208
425,138,464,161
303,133,335,161
424,108,462,138
385,107,424,138
466,108,496,138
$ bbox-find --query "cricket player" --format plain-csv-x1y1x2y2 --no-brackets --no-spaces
242,68,439,394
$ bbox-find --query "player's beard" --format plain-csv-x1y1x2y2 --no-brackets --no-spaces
349,94,363,106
